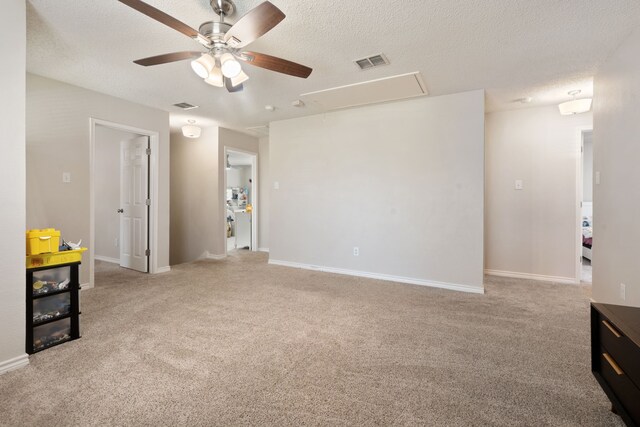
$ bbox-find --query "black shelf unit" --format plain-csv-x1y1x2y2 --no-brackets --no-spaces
26,261,81,354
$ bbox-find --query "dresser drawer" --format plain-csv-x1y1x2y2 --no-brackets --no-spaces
599,315,640,387
600,350,640,423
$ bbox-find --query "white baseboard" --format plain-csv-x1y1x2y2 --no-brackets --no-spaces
484,269,578,284
0,354,29,375
206,252,226,260
258,247,269,253
80,282,93,290
269,259,484,294
94,255,120,264
155,266,171,274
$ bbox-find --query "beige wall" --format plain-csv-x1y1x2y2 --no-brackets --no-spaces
485,106,592,281
269,91,485,291
0,0,27,371
26,74,171,285
593,26,640,307
95,125,142,261
258,137,270,251
170,127,219,265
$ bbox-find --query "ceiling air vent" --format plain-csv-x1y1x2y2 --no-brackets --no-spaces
354,54,389,70
173,102,199,110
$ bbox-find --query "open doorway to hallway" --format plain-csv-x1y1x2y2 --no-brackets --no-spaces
580,130,593,284
94,124,150,275
225,149,257,254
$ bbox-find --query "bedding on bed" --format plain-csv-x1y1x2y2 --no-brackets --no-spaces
582,216,593,249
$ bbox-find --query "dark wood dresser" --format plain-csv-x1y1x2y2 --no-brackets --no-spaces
591,303,640,426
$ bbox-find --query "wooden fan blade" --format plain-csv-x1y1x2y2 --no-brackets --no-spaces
225,78,244,93
133,51,202,66
239,51,312,78
118,0,199,39
223,1,285,48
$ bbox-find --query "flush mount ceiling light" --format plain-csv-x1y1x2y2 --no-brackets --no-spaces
182,120,201,138
558,90,592,115
119,0,313,93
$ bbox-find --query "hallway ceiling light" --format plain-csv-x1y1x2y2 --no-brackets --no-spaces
558,90,592,115
182,120,201,138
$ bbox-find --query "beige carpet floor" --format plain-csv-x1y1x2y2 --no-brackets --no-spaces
0,252,623,426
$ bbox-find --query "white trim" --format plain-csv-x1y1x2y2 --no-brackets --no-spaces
94,255,120,264
206,252,227,260
156,266,171,273
258,247,269,253
0,354,29,375
80,282,93,290
484,269,579,285
269,259,484,294
89,118,161,289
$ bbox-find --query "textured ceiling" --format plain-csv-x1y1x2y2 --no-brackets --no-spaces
27,0,640,133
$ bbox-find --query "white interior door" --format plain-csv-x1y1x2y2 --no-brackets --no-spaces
120,136,149,272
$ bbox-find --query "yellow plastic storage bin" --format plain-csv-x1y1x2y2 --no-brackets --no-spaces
26,229,61,255
26,248,87,269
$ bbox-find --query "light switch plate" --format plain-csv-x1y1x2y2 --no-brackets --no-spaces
515,179,523,190
595,171,601,185
273,181,280,190
62,172,71,183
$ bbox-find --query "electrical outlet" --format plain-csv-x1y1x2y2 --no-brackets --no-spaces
514,180,524,190
620,283,626,301
62,172,71,183
353,247,359,256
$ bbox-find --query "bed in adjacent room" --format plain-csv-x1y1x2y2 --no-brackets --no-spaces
582,216,593,261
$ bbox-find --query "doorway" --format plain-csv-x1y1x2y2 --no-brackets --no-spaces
224,148,257,254
579,130,593,284
89,119,160,288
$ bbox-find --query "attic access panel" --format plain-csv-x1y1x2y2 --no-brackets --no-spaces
300,72,428,111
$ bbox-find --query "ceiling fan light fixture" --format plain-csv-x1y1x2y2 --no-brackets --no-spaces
182,120,202,138
191,54,215,79
204,66,224,87
230,70,249,87
220,53,242,78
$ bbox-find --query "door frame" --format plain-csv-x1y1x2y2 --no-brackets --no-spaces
575,127,593,283
223,147,258,256
89,118,160,288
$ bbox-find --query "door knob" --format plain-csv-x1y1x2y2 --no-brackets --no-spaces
117,209,124,213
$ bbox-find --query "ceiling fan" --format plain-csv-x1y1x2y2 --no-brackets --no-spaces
118,0,313,92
